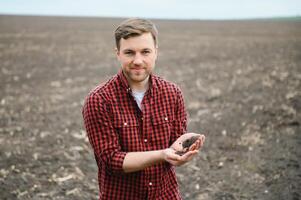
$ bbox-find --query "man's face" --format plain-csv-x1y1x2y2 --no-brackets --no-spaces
116,32,158,85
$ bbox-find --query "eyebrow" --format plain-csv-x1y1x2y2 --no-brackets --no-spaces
122,48,152,52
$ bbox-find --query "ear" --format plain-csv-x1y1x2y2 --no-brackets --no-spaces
155,47,158,60
115,47,120,60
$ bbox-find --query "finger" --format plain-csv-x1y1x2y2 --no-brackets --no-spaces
182,150,198,159
192,135,202,147
195,139,201,149
193,140,200,150
201,135,205,142
192,138,202,150
182,152,198,162
197,139,203,148
189,143,197,151
198,135,205,146
167,159,182,166
168,153,182,161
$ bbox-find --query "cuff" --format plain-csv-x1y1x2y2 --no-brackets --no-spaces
111,151,127,172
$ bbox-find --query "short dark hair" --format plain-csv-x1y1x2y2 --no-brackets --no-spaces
114,18,158,50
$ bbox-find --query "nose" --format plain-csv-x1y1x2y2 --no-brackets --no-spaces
133,54,143,65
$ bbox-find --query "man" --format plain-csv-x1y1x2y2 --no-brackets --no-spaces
82,18,205,200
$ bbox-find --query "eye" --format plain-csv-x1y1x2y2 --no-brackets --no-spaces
142,50,151,55
124,51,134,56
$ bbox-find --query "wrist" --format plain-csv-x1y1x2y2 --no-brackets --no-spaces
161,148,172,161
159,149,165,162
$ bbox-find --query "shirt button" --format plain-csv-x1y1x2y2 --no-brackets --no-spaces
144,139,148,143
124,122,127,126
164,117,168,121
141,117,143,121
149,182,152,186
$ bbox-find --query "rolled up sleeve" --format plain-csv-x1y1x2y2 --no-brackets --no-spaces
82,92,126,173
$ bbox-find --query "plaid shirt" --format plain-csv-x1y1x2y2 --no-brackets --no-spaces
82,70,187,200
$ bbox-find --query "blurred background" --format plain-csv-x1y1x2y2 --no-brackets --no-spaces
0,0,301,19
0,1,300,199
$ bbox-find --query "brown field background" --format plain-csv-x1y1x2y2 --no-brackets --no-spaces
0,15,300,200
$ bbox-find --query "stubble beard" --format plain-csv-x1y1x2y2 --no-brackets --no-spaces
123,64,152,84
126,69,150,84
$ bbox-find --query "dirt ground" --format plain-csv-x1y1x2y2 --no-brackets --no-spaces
0,15,300,200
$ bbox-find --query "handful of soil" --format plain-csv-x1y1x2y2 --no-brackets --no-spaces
175,135,200,156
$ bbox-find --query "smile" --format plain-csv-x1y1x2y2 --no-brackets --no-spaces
131,67,144,71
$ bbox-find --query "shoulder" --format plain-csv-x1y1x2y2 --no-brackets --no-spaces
152,74,183,96
84,75,119,105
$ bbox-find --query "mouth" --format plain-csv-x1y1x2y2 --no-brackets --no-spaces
131,66,144,71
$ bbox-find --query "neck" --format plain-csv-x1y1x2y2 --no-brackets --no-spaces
128,76,150,93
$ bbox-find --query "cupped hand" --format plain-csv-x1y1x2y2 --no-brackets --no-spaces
170,133,205,153
162,133,205,166
162,148,199,166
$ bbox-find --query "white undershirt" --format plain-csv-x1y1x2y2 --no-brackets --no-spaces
132,91,145,110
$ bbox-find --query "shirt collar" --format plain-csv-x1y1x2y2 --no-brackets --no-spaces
117,69,158,96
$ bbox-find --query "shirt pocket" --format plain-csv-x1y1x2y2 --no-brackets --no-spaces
151,114,173,149
112,117,141,152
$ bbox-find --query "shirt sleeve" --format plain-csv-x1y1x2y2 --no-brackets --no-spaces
82,92,126,174
170,87,187,145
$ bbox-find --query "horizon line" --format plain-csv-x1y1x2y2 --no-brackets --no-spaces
0,12,300,21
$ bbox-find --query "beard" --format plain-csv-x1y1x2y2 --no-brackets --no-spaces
123,66,152,84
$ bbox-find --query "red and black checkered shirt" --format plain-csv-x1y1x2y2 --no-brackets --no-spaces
82,70,187,200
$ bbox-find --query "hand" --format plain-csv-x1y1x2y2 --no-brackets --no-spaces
170,133,205,154
162,133,205,166
162,148,199,166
